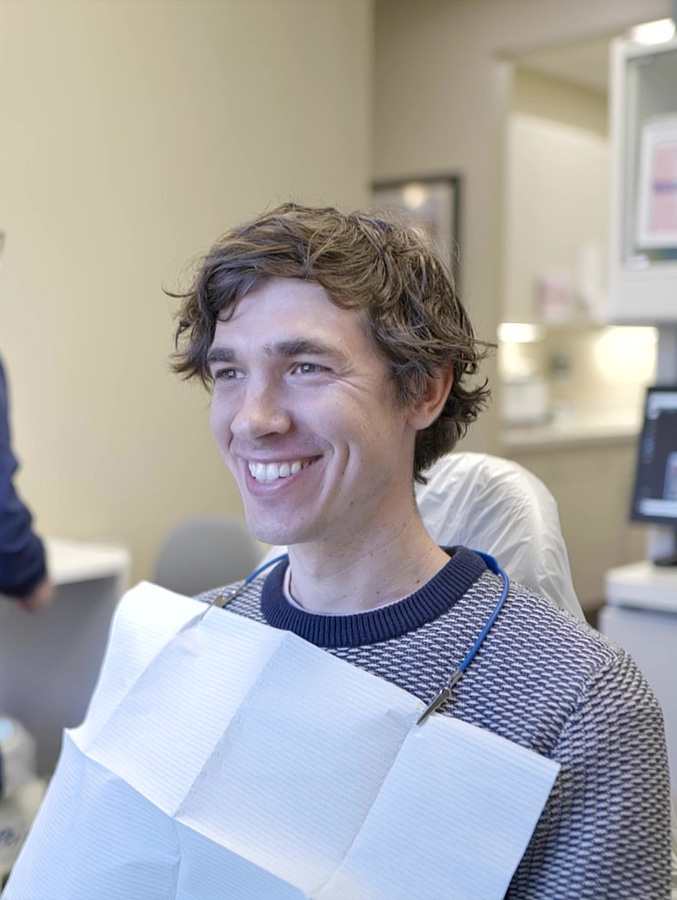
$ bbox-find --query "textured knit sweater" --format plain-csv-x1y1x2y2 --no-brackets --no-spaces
202,546,671,900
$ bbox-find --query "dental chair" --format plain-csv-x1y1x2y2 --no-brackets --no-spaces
412,451,583,619
154,514,263,598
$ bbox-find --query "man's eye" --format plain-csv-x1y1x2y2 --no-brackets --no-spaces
213,368,242,381
292,362,324,375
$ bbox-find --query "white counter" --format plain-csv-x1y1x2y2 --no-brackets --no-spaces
606,560,677,613
0,538,131,774
46,537,131,585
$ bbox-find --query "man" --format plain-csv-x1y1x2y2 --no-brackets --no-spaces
171,203,670,897
5,205,670,900
0,353,54,611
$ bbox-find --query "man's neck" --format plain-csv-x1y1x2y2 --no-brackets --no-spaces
285,516,450,615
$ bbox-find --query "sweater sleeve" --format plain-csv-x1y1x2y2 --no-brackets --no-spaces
0,360,47,598
509,648,671,899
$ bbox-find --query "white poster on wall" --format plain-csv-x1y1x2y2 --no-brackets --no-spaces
636,115,677,249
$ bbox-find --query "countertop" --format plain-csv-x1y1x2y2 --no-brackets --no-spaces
501,410,641,453
45,538,131,585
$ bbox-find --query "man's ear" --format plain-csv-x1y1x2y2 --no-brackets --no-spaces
407,363,453,430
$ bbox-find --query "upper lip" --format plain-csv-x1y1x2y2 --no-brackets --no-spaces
245,456,313,464
240,451,321,463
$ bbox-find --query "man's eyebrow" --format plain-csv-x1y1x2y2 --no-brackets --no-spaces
271,338,346,360
206,347,235,365
206,339,348,365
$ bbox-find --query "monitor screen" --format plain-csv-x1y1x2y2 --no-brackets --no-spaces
631,385,677,525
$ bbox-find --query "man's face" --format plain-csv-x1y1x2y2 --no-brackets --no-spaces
207,277,419,553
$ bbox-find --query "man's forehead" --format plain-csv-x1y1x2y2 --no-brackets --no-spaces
211,279,370,344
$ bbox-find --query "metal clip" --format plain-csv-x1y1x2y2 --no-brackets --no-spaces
416,669,463,726
199,581,247,621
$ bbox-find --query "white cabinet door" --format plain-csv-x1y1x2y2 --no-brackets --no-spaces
503,114,609,324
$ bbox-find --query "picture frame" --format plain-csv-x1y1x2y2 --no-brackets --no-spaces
371,174,461,288
636,115,677,249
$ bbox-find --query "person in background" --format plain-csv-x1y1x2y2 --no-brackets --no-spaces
0,354,54,611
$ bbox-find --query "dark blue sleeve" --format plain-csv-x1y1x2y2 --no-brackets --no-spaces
0,358,47,598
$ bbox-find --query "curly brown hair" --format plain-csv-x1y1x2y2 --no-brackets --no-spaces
172,203,491,483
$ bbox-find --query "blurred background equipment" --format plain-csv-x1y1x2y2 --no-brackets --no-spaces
0,715,46,887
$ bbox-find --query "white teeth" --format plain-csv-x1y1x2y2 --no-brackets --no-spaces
266,463,278,481
248,459,309,483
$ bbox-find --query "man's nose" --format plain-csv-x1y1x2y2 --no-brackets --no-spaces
230,381,291,440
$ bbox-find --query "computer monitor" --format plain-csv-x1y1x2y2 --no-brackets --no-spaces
630,386,677,549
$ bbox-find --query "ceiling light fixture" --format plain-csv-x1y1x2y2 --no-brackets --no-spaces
630,18,676,45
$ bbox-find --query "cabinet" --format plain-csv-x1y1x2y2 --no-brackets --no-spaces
609,36,677,322
600,565,677,794
0,539,131,774
505,438,645,610
503,114,609,324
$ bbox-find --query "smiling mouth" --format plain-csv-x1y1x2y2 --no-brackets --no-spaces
247,459,316,484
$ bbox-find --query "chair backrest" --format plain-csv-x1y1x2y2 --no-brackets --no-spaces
154,514,263,597
414,452,583,619
260,452,584,620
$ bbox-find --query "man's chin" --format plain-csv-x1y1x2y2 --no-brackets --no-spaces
246,520,301,548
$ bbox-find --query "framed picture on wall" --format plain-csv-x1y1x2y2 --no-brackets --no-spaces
636,115,677,250
371,174,461,288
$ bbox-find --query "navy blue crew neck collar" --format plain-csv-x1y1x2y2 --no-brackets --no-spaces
259,546,486,648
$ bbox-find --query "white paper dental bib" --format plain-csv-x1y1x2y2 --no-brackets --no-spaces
5,583,560,900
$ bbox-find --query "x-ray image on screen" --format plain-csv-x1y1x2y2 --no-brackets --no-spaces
631,387,677,524
664,451,677,501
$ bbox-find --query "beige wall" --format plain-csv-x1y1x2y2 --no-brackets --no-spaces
0,0,373,582
374,0,670,451
511,67,608,135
